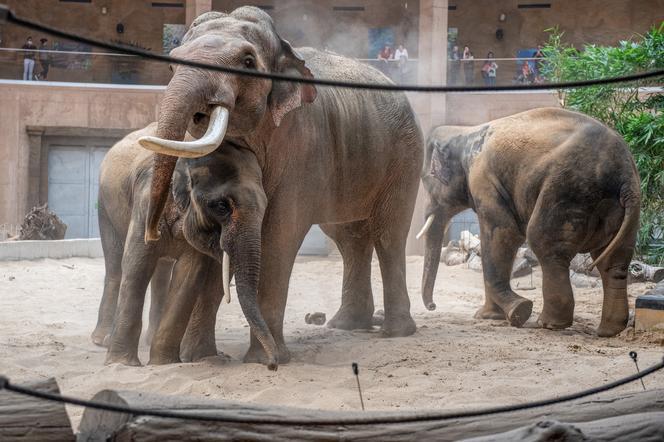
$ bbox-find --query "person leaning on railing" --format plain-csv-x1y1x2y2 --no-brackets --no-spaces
37,38,51,80
21,36,37,81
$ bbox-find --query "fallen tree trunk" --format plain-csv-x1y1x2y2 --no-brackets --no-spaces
463,412,664,442
0,378,74,441
78,388,664,441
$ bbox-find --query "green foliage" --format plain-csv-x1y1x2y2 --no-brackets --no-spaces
542,24,664,264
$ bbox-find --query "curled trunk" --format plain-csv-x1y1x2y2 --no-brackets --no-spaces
232,229,278,370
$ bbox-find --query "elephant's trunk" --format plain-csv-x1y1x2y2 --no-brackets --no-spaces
142,76,209,243
421,212,447,311
232,229,278,371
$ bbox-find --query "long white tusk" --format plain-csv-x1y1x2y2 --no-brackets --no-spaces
416,215,435,240
222,252,231,304
138,106,229,158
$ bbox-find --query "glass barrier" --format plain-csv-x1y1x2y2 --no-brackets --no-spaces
2,42,558,88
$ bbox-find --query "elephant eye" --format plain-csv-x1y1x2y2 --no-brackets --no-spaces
243,55,256,70
209,198,232,219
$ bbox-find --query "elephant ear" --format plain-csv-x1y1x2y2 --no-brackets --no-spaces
171,165,191,213
269,39,317,127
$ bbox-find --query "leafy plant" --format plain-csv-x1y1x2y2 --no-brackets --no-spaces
542,24,664,264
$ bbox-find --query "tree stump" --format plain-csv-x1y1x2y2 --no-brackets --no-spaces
18,204,67,240
78,388,664,441
0,378,74,441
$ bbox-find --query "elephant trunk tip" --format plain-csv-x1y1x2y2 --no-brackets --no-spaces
426,302,437,311
267,359,278,371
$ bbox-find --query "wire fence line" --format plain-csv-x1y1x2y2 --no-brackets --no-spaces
1,356,663,425
2,6,663,93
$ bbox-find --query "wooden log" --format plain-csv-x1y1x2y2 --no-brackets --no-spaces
0,378,74,441
463,412,664,442
78,388,664,441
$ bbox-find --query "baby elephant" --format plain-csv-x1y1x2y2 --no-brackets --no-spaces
419,108,640,337
94,124,242,366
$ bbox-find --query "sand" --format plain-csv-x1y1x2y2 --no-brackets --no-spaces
1,255,662,431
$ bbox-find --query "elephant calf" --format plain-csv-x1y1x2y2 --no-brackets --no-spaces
94,124,239,365
419,108,640,337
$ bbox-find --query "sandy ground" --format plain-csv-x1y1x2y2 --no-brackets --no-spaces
1,255,663,431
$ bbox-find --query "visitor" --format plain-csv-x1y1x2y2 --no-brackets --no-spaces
21,36,37,81
394,43,409,83
462,46,474,85
37,38,51,81
377,44,393,77
481,51,498,86
533,44,546,82
449,45,460,85
515,61,534,84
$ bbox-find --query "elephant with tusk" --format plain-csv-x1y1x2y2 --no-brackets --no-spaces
418,108,640,337
119,7,423,370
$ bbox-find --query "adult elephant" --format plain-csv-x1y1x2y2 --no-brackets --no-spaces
131,7,423,370
417,108,640,337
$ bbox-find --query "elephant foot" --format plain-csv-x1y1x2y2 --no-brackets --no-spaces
327,304,374,330
474,304,506,320
505,298,533,328
148,353,182,365
91,326,111,347
243,343,291,367
181,341,218,363
381,314,417,337
105,350,142,366
596,319,627,337
537,312,573,331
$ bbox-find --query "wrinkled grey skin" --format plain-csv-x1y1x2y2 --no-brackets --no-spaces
420,108,640,337
94,124,263,365
122,7,423,370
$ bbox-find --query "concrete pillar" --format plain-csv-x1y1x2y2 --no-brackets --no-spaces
186,0,213,26
415,0,448,133
405,0,448,256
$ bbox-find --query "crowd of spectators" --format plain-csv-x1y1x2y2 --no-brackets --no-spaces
448,43,546,86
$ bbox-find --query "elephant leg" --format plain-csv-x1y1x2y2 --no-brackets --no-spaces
144,258,174,346
92,206,124,347
536,257,575,329
373,231,417,337
476,206,532,327
474,296,506,320
105,221,159,366
591,246,632,337
243,211,309,366
321,221,375,330
181,263,223,362
149,251,212,365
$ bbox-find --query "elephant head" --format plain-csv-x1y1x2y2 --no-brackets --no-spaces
139,6,317,244
171,143,277,369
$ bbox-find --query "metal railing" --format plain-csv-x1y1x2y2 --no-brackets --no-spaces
2,47,556,88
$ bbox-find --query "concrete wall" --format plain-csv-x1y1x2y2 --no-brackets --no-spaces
212,0,421,59
0,81,163,226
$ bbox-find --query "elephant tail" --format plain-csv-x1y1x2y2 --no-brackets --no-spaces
590,180,641,270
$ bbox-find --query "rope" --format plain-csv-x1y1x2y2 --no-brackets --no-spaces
1,356,662,425
2,6,662,93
